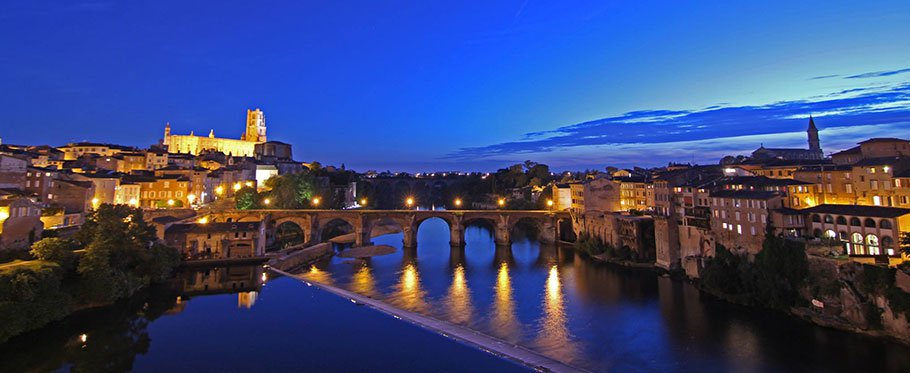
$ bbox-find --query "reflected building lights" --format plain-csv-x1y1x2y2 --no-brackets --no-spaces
303,265,335,285
238,291,258,309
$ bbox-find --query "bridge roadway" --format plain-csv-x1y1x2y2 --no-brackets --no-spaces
204,209,572,248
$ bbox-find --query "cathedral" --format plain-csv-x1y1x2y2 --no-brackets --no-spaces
751,116,825,161
163,109,267,157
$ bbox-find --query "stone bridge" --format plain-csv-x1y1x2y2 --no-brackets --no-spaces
204,209,572,248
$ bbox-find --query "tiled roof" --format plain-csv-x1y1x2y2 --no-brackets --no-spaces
802,204,910,218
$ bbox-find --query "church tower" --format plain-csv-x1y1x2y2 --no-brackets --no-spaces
807,115,821,151
243,108,267,142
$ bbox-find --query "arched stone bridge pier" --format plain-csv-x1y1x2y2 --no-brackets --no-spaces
204,209,570,248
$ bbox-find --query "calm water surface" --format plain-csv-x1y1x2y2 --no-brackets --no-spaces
302,218,910,372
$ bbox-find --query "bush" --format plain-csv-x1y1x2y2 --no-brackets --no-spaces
701,244,753,302
0,261,72,343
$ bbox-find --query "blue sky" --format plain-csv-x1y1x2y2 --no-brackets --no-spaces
1,1,908,172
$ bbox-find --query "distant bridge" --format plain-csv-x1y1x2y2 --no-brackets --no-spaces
204,209,572,247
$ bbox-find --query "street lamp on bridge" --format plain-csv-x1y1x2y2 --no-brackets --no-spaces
405,197,415,209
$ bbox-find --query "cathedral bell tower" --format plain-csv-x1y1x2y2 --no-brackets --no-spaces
243,108,267,142
807,115,821,152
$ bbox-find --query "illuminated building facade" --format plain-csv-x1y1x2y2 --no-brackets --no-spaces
163,109,267,157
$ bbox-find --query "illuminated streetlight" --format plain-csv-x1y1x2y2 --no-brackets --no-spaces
546,199,554,209
197,216,209,224
312,197,321,207
360,198,368,206
498,198,506,208
454,198,462,208
91,197,100,208
245,181,254,188
128,198,138,206
263,198,271,206
215,185,225,195
187,194,196,204
167,199,175,207
80,334,88,343
406,197,415,209
233,182,242,191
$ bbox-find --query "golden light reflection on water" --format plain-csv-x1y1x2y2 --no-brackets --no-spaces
350,264,379,298
444,264,474,325
534,264,578,362
301,265,334,285
491,261,520,342
393,262,428,312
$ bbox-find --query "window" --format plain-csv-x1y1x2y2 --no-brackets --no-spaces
812,214,821,223
846,184,853,193
873,196,882,206
751,226,756,235
866,234,880,255
880,220,892,229
850,217,861,226
813,228,822,237
864,218,876,228
836,216,847,225
824,215,833,224
839,231,848,241
737,225,742,234
852,233,865,255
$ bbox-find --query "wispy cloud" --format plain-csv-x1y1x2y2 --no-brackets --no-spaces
809,74,840,80
845,67,910,79
447,79,910,168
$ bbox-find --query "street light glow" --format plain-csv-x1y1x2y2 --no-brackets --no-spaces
215,185,225,195
263,198,271,206
406,197,414,207
360,198,367,206
312,197,321,206
498,198,505,207
454,198,462,207
167,199,175,206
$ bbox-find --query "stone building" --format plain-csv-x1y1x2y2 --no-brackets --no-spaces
709,190,782,254
802,204,910,265
164,221,267,260
163,109,267,157
0,192,43,251
750,117,824,161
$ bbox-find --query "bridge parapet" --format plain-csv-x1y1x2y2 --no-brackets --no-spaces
202,209,571,248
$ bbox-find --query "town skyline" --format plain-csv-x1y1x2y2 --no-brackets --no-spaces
2,1,909,172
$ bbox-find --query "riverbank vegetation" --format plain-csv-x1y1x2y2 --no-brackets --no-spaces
701,235,809,310
0,205,180,343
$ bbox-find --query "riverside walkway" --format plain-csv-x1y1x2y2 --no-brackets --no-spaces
270,268,587,373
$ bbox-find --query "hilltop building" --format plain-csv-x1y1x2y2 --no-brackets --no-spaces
751,116,825,161
163,109,267,157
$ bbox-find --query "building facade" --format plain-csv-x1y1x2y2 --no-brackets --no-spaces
163,109,267,157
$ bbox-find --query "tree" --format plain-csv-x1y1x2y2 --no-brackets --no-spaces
30,238,77,268
235,187,260,210
75,205,177,302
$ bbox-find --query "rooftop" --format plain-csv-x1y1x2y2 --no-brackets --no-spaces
802,204,910,218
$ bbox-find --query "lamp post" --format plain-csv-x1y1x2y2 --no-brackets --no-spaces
498,198,506,209
546,199,554,210
454,198,462,209
312,197,321,208
406,197,414,210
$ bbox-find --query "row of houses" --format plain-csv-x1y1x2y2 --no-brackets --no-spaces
552,136,910,275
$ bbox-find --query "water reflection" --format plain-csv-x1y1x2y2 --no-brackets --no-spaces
393,249,428,312
445,263,475,325
303,264,335,285
534,265,578,362
350,262,380,298
491,255,521,342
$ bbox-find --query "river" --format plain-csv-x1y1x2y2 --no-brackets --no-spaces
2,218,909,372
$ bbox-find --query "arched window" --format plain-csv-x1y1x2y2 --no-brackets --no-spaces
880,220,893,229
850,217,861,226
836,216,847,225
851,232,865,255
813,228,822,238
864,218,876,228
866,234,880,255
824,215,834,224
812,214,821,223
824,230,836,239
881,236,894,248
